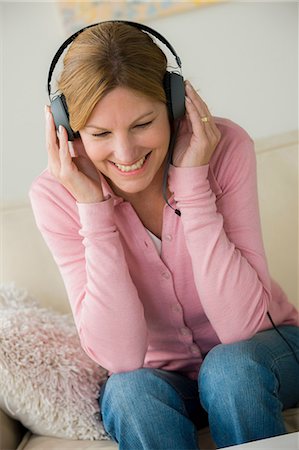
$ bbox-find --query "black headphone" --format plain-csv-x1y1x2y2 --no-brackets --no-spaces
47,20,185,141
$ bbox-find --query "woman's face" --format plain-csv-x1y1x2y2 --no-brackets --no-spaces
79,86,171,198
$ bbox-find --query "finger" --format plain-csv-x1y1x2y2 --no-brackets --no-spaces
45,105,60,171
185,81,210,119
203,120,221,147
185,95,220,153
185,95,207,139
58,125,73,167
178,111,192,135
185,83,219,138
68,141,76,157
185,109,193,135
45,105,58,150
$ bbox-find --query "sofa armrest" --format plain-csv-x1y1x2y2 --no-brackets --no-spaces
0,408,26,450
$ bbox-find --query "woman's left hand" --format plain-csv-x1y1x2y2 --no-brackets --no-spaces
172,80,221,168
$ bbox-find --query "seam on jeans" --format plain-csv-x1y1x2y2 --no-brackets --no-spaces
253,328,299,369
271,350,299,367
150,370,197,420
151,369,199,401
253,341,296,371
254,338,299,397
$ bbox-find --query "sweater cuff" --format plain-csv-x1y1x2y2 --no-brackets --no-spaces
76,196,116,231
168,164,210,200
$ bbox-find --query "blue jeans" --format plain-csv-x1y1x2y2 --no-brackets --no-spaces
99,326,299,449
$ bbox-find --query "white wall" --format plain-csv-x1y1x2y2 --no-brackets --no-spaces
2,2,65,204
1,1,298,203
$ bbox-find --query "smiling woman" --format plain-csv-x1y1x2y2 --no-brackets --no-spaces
78,87,170,201
30,19,299,450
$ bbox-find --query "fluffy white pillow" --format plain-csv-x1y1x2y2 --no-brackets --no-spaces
0,283,109,440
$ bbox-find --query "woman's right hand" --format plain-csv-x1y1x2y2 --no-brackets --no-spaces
46,105,104,203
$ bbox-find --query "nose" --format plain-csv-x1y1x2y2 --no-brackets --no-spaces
113,132,139,164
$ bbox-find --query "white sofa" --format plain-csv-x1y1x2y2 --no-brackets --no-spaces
1,130,298,450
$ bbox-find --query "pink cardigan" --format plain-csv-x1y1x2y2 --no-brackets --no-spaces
29,117,299,379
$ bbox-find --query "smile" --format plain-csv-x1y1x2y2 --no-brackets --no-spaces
112,152,151,173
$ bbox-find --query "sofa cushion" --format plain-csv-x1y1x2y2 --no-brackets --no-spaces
0,284,108,440
2,204,70,313
17,427,217,450
18,410,299,450
17,432,118,450
0,408,26,450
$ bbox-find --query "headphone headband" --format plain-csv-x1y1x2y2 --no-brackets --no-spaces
47,20,182,97
48,19,185,141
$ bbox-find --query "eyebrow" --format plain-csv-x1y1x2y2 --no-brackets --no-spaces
85,110,155,130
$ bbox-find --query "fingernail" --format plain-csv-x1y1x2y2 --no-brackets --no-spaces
68,141,75,157
45,106,51,122
58,125,65,139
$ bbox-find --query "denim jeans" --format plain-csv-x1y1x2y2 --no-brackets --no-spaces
99,326,299,449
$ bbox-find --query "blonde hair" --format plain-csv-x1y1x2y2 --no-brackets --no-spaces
58,22,168,131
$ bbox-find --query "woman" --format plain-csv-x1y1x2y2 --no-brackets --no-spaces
30,21,299,449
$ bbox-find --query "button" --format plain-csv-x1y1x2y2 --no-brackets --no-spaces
162,272,170,280
172,304,182,313
165,234,172,242
180,327,192,336
190,344,200,354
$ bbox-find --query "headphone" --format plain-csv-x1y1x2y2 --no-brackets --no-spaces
47,20,185,141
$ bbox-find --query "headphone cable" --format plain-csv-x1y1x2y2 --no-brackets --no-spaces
162,120,181,216
267,312,299,365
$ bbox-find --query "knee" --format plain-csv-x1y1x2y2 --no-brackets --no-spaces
199,339,274,403
100,368,178,422
99,369,155,438
101,368,154,413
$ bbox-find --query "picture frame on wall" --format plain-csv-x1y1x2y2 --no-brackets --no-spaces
58,0,220,34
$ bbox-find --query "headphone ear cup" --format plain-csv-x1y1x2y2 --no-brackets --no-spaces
163,72,185,121
50,94,78,141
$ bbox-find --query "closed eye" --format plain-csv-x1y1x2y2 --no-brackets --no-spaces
92,131,110,138
92,121,153,138
135,121,152,128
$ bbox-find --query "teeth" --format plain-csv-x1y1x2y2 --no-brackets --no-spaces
114,156,146,172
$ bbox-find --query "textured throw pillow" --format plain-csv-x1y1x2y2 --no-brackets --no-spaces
0,283,109,440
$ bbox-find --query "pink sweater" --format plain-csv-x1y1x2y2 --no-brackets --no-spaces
29,117,299,379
